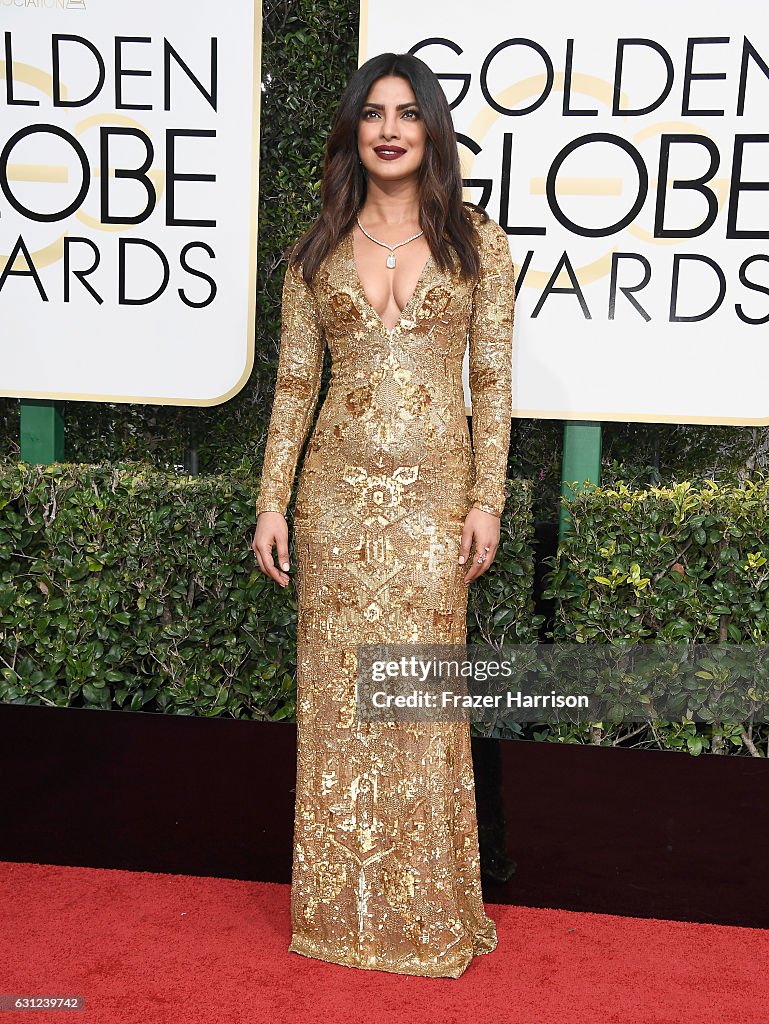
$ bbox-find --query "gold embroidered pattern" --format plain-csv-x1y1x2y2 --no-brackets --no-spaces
255,209,515,978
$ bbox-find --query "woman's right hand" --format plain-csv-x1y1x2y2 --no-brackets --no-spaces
252,512,291,588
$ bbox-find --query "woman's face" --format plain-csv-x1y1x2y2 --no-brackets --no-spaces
357,74,426,184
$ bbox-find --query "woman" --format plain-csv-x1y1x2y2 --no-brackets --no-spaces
252,51,515,978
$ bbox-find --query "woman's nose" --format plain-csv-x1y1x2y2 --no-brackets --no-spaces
380,113,400,138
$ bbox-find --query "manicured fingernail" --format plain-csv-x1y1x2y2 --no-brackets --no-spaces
458,555,465,564
281,562,290,570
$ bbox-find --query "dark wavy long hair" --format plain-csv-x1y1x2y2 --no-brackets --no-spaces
290,52,488,287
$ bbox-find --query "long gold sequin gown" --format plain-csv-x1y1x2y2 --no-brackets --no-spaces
255,207,515,978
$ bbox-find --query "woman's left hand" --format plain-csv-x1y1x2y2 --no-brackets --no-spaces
458,507,501,584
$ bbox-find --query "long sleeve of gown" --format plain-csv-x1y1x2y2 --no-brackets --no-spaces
254,254,326,518
467,218,516,518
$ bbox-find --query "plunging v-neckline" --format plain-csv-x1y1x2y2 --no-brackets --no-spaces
347,227,434,335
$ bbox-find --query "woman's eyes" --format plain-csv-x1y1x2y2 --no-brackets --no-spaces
362,109,420,119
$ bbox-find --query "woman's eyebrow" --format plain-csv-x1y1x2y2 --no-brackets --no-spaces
362,101,420,110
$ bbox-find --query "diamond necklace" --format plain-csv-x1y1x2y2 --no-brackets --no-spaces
355,215,424,269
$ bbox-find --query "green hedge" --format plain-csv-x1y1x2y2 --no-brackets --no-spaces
0,463,538,723
3,462,768,755
546,476,769,643
538,475,769,755
0,463,291,718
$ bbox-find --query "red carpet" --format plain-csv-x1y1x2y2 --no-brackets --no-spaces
0,861,765,1023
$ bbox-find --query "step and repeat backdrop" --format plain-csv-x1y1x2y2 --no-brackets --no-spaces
0,1,261,405
2,2,767,422
360,0,769,424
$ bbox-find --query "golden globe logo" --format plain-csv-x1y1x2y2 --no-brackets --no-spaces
0,34,218,307
411,35,769,327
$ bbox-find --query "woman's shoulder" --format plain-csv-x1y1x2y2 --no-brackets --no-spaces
464,206,511,269
286,219,346,280
465,205,508,246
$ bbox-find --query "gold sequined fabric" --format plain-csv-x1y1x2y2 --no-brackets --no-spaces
255,208,515,978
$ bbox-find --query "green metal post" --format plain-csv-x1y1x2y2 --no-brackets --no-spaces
559,420,602,542
19,400,65,465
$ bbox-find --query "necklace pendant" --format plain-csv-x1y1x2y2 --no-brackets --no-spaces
386,252,396,269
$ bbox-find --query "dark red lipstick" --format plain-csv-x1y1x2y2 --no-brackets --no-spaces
373,145,406,160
